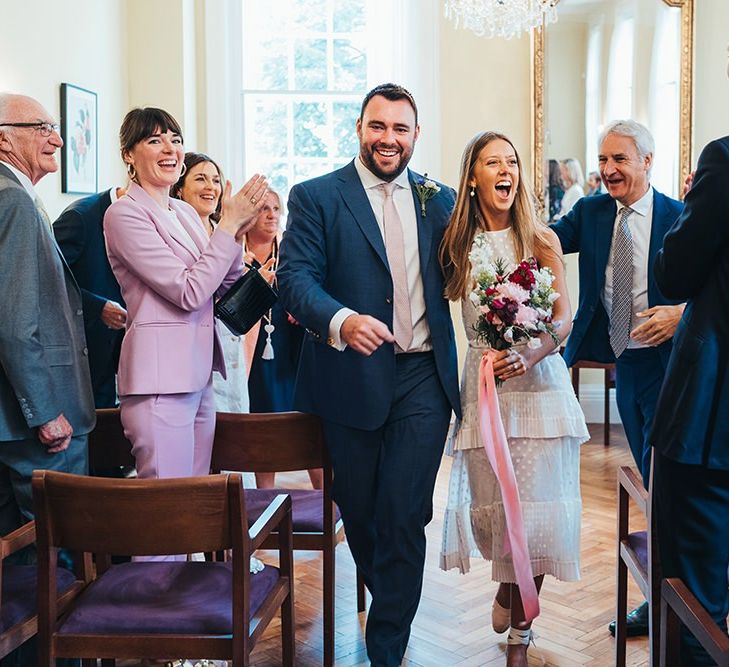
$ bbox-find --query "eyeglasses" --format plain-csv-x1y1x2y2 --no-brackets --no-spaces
0,122,60,137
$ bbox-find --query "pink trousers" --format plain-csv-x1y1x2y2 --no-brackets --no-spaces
120,377,216,480
120,378,216,562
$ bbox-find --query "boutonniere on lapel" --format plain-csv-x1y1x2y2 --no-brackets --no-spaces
413,174,441,217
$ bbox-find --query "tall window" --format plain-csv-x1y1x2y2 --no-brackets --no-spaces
584,24,602,176
242,0,369,196
649,8,680,197
605,17,634,121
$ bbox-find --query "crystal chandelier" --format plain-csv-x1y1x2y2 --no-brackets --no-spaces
444,0,559,39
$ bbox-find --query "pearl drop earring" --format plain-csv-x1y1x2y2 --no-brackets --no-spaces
470,186,476,197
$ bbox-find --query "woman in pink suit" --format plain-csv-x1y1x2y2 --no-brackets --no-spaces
104,107,267,483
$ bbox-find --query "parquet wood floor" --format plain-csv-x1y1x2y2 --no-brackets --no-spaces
122,424,651,666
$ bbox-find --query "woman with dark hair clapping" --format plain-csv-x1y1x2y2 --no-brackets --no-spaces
104,108,267,493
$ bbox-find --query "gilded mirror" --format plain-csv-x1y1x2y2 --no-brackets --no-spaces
531,0,694,219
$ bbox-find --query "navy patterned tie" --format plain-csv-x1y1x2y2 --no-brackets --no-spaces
610,206,634,357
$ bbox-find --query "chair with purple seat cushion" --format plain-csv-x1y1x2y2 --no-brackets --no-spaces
616,461,661,666
32,470,294,667
0,522,82,659
211,411,366,667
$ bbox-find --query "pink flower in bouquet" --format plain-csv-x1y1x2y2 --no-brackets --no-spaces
515,305,539,326
495,281,530,305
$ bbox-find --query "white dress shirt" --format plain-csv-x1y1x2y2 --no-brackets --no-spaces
328,158,432,352
165,208,199,257
603,186,654,350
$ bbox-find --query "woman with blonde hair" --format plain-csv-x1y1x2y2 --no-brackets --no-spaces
558,157,586,216
439,131,588,665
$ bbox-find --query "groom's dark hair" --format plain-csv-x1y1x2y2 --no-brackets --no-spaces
360,83,418,124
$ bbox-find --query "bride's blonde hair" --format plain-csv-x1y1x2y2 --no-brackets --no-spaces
439,131,553,301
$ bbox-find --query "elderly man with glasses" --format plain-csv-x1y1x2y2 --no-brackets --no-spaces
0,93,94,664
0,93,95,544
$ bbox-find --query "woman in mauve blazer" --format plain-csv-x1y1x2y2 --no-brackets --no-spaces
104,107,267,490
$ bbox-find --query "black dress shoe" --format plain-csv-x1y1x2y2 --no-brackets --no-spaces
608,600,649,637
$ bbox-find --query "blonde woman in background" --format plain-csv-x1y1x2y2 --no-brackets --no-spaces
559,158,586,216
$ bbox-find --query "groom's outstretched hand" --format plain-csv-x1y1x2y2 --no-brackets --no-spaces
341,314,395,356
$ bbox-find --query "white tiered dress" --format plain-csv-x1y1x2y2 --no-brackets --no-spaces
440,228,589,582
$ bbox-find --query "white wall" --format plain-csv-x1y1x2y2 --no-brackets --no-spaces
0,0,128,219
692,0,729,158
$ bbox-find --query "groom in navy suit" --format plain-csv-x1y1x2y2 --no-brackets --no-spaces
278,83,460,666
552,120,684,637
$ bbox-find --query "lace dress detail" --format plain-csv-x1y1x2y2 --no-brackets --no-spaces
440,228,589,582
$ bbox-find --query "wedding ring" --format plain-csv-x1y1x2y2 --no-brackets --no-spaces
251,196,258,204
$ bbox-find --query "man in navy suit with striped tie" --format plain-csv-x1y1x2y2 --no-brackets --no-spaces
551,120,684,637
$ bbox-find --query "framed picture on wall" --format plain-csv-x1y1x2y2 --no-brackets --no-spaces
60,83,97,194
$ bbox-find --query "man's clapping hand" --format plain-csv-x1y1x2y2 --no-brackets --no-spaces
38,413,73,453
340,314,395,356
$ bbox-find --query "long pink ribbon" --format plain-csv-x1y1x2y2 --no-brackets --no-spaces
478,350,540,623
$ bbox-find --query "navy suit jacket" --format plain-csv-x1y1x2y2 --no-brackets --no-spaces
551,189,683,367
278,161,460,430
650,137,729,470
54,190,124,402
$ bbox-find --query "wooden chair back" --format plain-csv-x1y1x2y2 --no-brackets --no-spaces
660,578,729,667
211,411,327,473
32,471,244,559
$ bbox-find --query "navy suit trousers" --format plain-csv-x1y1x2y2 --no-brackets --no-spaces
615,347,669,487
654,453,729,666
323,352,451,667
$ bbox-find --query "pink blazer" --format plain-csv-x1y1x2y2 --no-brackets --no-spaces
104,182,243,396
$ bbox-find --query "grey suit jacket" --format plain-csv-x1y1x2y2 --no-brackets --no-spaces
0,163,95,441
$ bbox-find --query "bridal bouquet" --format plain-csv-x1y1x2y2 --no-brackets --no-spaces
468,235,560,351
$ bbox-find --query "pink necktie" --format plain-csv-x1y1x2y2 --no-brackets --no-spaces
380,182,413,351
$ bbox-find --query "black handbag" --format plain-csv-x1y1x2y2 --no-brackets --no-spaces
214,260,278,336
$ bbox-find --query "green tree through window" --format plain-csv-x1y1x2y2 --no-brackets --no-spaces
243,0,368,199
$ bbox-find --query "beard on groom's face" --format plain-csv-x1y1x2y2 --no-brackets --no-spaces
359,139,414,182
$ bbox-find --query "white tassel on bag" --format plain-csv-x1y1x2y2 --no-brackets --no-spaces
262,323,275,360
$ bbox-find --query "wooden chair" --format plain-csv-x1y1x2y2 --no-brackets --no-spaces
660,578,729,667
32,470,294,667
570,359,616,445
211,411,366,667
0,522,82,659
88,407,135,471
616,462,661,666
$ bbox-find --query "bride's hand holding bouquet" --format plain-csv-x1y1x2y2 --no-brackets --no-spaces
469,238,561,384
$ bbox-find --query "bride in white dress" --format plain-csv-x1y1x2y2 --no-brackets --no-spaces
439,131,589,666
